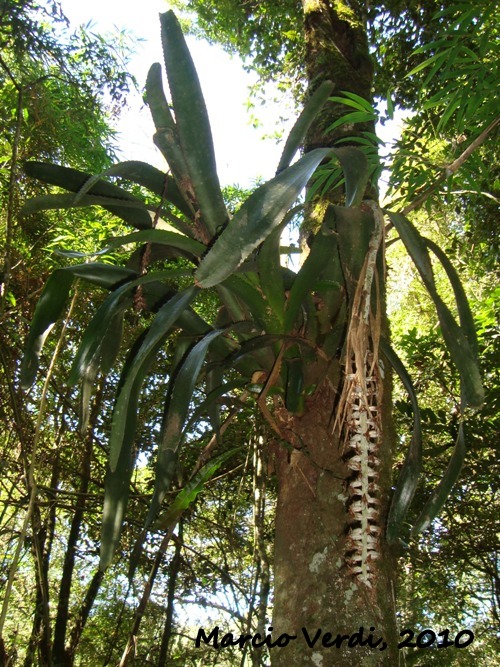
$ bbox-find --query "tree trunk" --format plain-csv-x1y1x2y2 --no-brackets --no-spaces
270,380,399,666
269,2,400,665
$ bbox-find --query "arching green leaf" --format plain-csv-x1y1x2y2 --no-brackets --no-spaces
75,158,193,219
285,205,339,332
257,225,286,333
21,264,138,388
107,229,205,259
109,286,198,472
285,355,305,415
146,328,227,526
23,162,153,230
410,423,466,538
20,270,74,388
333,147,369,207
145,62,194,212
21,192,153,230
425,238,479,359
387,211,483,408
99,345,154,571
69,270,188,386
382,339,422,546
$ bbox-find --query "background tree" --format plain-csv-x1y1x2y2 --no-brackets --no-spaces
0,1,135,664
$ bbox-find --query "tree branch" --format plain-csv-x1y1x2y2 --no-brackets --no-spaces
401,114,500,216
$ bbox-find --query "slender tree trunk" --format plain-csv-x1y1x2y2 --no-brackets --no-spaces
157,521,183,665
269,3,400,665
250,430,271,667
53,386,102,666
66,569,104,662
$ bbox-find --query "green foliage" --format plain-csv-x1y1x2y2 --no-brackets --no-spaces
16,13,383,586
386,0,499,211
20,10,485,581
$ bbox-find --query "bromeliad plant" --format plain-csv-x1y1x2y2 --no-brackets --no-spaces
21,11,483,580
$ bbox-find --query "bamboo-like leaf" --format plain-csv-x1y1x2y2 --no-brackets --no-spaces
410,423,466,538
330,91,376,113
276,80,334,174
160,11,228,238
154,447,241,530
382,339,422,546
325,110,377,133
109,286,198,472
387,211,483,408
146,328,226,526
196,148,333,288
405,50,451,77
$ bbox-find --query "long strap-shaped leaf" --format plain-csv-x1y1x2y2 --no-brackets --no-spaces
410,422,466,538
22,162,153,230
276,80,334,174
382,339,423,546
145,63,195,212
284,205,340,332
109,286,198,472
258,224,286,333
21,192,154,230
387,211,483,408
106,229,206,260
196,146,369,288
146,328,227,527
160,11,228,239
74,159,193,221
68,269,189,385
425,238,479,360
21,264,138,388
99,338,161,572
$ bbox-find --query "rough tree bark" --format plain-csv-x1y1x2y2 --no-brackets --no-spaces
269,2,399,665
